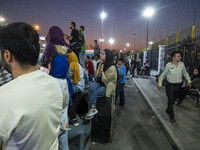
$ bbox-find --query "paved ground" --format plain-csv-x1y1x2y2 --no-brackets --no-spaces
90,78,173,150
134,76,200,150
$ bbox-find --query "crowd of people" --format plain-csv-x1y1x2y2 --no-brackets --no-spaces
1,21,199,150
0,22,127,150
124,56,150,77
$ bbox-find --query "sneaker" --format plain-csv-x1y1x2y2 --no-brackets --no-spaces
81,114,94,120
87,108,98,117
70,118,79,126
66,127,71,131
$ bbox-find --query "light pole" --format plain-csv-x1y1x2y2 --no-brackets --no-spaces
143,7,155,64
143,7,155,51
100,11,107,51
133,33,136,51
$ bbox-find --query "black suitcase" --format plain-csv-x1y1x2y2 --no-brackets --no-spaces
91,96,114,143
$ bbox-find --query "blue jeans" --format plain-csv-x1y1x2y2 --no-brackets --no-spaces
89,83,106,107
73,85,81,94
79,52,85,67
59,131,69,150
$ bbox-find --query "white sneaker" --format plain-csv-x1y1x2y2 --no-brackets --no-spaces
81,114,94,120
87,108,98,117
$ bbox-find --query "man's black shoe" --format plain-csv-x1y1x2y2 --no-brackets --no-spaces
117,103,125,106
175,100,181,105
170,118,176,122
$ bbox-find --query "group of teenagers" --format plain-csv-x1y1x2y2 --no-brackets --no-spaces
0,22,127,150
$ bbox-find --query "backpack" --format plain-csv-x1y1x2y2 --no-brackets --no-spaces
78,31,85,46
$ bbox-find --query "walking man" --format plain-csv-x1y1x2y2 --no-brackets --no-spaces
158,51,191,122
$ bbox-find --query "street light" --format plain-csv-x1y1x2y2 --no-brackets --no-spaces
34,25,40,30
149,41,153,45
100,38,105,42
0,17,5,22
100,11,107,50
126,43,130,47
143,7,155,51
101,12,107,20
109,38,114,45
143,7,155,18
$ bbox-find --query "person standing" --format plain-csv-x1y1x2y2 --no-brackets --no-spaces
115,58,126,105
158,51,191,122
0,22,63,149
79,25,86,67
90,40,100,57
65,22,81,60
86,56,95,81
125,59,129,75
131,57,136,78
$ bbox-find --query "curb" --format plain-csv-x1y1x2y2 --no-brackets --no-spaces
132,78,185,150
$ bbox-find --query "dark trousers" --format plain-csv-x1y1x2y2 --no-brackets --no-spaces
70,44,81,61
73,49,80,61
115,83,125,105
165,82,182,118
88,74,94,81
177,87,191,103
132,68,136,77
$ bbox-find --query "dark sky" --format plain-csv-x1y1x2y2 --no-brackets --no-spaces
0,0,200,51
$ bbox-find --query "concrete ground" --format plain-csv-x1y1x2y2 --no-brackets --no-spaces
90,78,173,150
134,76,200,150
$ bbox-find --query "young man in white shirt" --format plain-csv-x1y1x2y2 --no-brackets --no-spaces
0,22,63,150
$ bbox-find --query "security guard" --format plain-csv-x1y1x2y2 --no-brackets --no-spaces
158,51,191,122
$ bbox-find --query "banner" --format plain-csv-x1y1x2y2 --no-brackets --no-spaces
166,37,168,46
192,25,195,43
176,32,179,44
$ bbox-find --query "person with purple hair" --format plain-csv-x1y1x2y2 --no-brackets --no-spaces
41,26,71,68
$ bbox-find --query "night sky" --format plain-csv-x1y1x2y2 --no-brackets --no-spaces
0,0,200,51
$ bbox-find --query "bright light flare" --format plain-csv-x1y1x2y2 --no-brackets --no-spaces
100,12,107,20
143,7,155,18
0,17,5,22
34,25,40,30
149,41,154,45
100,38,105,42
109,38,114,45
127,43,130,47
